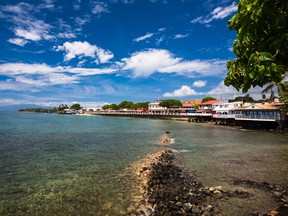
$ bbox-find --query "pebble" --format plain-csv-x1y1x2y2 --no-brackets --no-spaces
102,202,112,210
213,190,223,199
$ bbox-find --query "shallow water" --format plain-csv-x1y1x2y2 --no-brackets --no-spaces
0,112,287,215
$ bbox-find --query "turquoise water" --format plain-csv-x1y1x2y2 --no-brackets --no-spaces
0,112,287,215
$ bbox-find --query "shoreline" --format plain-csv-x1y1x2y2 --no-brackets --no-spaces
77,112,288,135
127,148,288,216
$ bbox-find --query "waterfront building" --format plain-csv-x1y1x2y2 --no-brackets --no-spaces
212,101,243,119
198,100,222,113
234,103,281,122
148,100,167,114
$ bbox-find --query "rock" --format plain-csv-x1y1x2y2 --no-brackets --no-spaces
213,190,223,199
206,204,213,212
183,202,192,212
175,201,182,207
191,205,199,213
209,187,215,192
215,186,223,191
205,190,211,195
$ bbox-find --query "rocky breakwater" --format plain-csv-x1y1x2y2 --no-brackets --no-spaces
131,149,288,216
132,149,227,215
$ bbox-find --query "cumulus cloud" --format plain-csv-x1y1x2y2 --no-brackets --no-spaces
121,49,180,77
8,38,28,46
133,33,154,42
121,49,226,77
163,85,200,97
193,80,207,88
54,41,114,64
191,2,237,24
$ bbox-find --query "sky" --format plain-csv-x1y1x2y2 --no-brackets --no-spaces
0,0,265,109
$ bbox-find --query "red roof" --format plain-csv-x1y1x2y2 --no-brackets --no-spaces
199,100,220,105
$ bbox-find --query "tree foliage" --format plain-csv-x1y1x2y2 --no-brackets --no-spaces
58,104,68,111
159,99,182,108
102,101,148,110
70,103,82,110
118,101,134,109
201,96,216,102
225,0,288,92
229,94,255,103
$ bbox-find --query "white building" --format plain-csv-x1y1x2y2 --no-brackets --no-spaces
213,101,244,118
148,100,167,113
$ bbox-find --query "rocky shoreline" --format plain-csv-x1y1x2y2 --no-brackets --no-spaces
129,149,288,216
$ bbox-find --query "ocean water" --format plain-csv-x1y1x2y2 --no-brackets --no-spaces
0,112,287,215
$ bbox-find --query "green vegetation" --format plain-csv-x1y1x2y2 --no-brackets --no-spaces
58,104,69,111
201,96,216,102
70,103,82,110
225,0,288,93
18,107,58,113
19,103,82,113
102,101,149,110
229,94,255,103
159,99,182,108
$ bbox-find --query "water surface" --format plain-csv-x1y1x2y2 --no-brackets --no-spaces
0,112,287,215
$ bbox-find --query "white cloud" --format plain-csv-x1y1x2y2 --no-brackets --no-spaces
121,49,180,77
133,33,154,42
174,34,188,39
163,85,200,97
206,81,269,100
58,32,76,39
0,63,116,78
91,2,109,15
54,41,114,64
159,59,226,77
15,28,42,41
64,67,116,76
1,2,72,42
0,97,107,109
191,2,237,24
121,49,227,78
156,36,165,45
8,38,28,46
193,80,207,88
211,2,238,20
0,2,33,14
9,73,78,88
206,81,240,99
191,17,203,24
0,63,58,75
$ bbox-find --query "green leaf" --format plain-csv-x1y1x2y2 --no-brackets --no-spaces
258,52,272,61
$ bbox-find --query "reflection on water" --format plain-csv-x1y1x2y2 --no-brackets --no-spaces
0,112,287,215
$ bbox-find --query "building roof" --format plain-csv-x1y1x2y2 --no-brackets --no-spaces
199,100,221,105
235,103,279,110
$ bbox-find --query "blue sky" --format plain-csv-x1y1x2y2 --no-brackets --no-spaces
0,0,263,109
